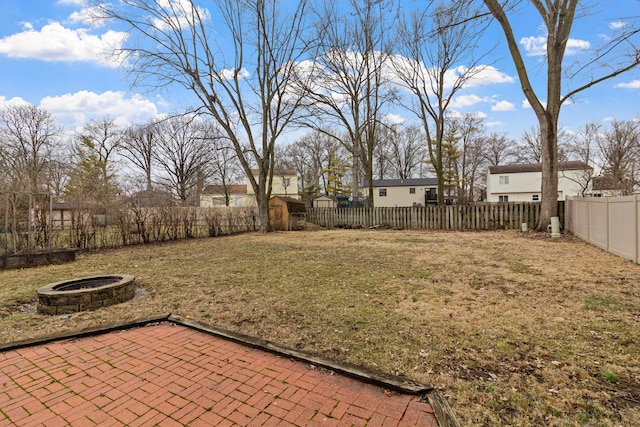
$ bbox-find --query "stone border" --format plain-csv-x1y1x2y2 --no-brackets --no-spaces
1,249,76,270
36,274,136,315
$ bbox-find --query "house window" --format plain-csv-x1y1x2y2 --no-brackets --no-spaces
499,176,509,185
409,188,416,194
499,195,509,202
282,178,291,188
379,189,387,197
532,194,539,201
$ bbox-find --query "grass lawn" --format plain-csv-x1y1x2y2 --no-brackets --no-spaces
1,229,638,426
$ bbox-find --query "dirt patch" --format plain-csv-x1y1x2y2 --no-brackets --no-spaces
0,229,638,426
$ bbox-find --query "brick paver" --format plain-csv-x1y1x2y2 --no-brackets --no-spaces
0,322,438,426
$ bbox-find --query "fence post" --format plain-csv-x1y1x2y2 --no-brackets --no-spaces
633,194,640,264
606,197,610,253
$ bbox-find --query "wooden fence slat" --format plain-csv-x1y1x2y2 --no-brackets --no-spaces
307,202,555,231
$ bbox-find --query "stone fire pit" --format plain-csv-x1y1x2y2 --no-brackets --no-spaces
37,275,136,315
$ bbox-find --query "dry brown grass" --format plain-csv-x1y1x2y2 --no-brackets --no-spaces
1,229,639,426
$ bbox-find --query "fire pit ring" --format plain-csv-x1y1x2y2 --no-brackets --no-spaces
37,274,136,315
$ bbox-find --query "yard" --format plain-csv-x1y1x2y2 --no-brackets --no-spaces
0,229,638,426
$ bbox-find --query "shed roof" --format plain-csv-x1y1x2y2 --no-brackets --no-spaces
269,196,306,213
488,161,591,174
270,196,305,205
372,178,438,187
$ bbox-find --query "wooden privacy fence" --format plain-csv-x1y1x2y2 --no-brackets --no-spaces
307,202,564,231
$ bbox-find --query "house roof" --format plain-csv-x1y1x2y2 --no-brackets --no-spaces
371,178,438,187
488,161,592,174
202,184,248,195
250,169,297,176
52,202,96,210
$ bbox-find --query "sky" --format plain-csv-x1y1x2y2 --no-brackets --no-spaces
1,0,640,143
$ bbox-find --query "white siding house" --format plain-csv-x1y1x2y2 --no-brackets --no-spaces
372,178,438,207
486,161,592,202
200,169,298,207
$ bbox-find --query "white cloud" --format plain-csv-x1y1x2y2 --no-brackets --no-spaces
491,100,515,111
486,121,503,127
40,91,160,129
0,96,30,109
68,6,106,27
462,66,514,87
520,36,547,56
153,0,211,31
609,21,626,30
57,0,86,5
520,35,590,56
442,65,513,89
448,110,487,120
615,80,640,89
0,22,127,68
522,98,547,109
451,94,488,108
383,113,406,125
220,67,250,80
565,38,591,55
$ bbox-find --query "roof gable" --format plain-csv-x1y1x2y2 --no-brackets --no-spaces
488,161,592,174
372,178,438,187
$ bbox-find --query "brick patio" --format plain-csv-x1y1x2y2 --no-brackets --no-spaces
0,321,440,426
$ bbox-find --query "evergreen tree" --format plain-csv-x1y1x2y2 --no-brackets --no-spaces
65,136,120,207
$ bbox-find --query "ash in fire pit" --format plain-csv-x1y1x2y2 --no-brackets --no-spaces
37,275,135,315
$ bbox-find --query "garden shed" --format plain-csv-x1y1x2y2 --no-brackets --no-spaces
312,196,336,208
268,196,306,231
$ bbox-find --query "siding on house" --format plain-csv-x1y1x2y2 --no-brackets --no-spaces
372,178,438,207
200,169,299,207
247,169,299,199
486,161,592,202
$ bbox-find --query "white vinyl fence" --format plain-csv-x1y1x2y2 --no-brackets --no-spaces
566,195,640,263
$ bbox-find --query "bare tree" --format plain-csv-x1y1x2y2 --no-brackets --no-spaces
95,0,311,231
0,104,62,193
516,125,570,164
121,120,158,191
483,0,640,229
207,135,244,207
301,0,399,207
283,129,345,199
393,0,491,205
483,132,515,167
597,119,640,194
452,113,486,203
386,125,427,180
153,116,216,205
568,121,599,166
373,125,392,180
562,122,599,196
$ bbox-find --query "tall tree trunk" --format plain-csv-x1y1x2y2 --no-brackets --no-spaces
539,116,559,227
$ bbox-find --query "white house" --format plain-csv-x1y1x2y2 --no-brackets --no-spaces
372,178,438,207
486,161,592,202
200,169,299,207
